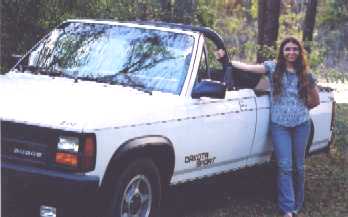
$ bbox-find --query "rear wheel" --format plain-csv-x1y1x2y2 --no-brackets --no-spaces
106,158,162,217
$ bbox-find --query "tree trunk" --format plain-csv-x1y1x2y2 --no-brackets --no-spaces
137,0,147,20
159,0,172,21
303,0,318,53
243,0,253,23
257,0,281,63
173,0,197,24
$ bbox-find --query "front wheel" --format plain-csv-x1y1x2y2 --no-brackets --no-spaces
106,158,162,217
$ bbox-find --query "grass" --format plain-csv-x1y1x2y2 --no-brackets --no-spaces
334,104,348,159
161,104,348,217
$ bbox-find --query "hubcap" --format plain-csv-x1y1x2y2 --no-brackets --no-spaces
121,175,152,217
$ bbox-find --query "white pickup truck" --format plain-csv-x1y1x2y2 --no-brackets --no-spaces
1,19,335,217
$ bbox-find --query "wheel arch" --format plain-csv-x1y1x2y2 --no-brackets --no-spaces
100,135,175,196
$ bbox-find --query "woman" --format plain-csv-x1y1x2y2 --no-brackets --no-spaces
216,37,317,217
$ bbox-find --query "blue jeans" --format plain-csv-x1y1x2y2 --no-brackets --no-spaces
271,121,311,214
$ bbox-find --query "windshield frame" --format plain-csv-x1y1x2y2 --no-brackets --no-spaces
11,20,200,96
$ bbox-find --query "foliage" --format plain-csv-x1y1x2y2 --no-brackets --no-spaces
162,154,348,217
160,104,348,217
1,0,347,80
256,44,277,61
1,0,43,72
335,104,348,158
317,66,348,83
278,11,303,40
0,0,101,73
317,0,348,26
196,0,223,27
96,0,162,21
213,1,258,62
1,2,347,215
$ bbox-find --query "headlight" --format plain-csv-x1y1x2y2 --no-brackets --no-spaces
55,134,96,171
57,136,79,153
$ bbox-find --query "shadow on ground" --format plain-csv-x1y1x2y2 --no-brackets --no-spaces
161,164,278,217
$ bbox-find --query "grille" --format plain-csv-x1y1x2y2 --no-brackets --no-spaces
1,121,58,166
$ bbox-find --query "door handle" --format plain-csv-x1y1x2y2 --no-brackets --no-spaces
239,99,248,110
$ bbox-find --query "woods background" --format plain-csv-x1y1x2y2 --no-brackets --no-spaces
0,1,347,217
1,0,347,79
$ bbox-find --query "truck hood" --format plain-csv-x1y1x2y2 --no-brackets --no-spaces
0,72,189,132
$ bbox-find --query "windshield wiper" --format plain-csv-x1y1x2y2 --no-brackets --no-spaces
19,65,64,78
109,74,153,95
127,82,153,95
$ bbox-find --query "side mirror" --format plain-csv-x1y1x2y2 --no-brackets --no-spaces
191,80,226,99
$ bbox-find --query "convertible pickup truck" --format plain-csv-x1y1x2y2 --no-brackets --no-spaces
1,19,335,217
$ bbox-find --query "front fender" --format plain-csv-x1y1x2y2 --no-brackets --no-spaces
101,135,175,193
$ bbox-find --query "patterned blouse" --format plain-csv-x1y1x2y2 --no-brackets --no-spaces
264,60,316,127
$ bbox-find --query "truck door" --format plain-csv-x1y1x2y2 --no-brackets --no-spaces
247,89,273,166
173,37,257,182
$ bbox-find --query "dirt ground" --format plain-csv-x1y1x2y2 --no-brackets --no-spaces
161,104,348,217
161,154,347,217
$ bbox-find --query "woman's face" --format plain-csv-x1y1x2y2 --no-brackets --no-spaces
283,41,300,63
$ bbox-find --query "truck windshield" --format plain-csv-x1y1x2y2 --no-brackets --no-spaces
19,22,195,94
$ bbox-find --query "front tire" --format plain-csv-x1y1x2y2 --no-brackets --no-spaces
106,158,162,217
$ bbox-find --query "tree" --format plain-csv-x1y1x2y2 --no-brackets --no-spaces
1,0,45,72
159,0,172,21
173,0,197,23
257,0,281,62
303,0,318,53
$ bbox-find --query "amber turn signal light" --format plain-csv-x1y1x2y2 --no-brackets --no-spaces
55,152,78,167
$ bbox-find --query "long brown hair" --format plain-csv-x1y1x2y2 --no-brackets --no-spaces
272,36,309,100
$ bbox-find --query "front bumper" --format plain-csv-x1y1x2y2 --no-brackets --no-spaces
2,162,100,217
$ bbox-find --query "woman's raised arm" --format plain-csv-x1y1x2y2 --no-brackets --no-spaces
231,60,266,74
215,49,267,74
